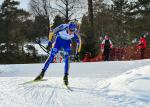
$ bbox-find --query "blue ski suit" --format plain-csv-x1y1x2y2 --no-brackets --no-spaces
42,24,81,75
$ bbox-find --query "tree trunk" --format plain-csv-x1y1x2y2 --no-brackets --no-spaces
88,0,93,27
65,0,69,23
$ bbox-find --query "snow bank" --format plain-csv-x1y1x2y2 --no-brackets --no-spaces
97,65,150,101
1,59,150,78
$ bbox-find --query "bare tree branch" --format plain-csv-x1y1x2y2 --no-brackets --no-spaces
29,0,85,23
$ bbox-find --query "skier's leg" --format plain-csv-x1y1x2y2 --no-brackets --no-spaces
43,48,58,70
63,54,70,85
64,54,70,75
34,48,58,80
63,48,71,85
34,37,63,81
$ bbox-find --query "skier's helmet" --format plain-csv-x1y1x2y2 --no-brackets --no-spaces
68,22,76,32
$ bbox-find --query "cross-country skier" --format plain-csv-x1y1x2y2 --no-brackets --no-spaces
34,22,81,86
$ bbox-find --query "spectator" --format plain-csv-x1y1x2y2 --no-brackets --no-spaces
101,35,113,61
138,35,146,59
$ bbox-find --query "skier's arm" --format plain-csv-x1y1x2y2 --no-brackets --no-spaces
53,24,68,34
74,34,81,54
46,31,54,50
47,24,68,49
48,32,54,44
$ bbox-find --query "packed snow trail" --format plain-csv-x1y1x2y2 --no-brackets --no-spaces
0,77,114,107
0,60,150,107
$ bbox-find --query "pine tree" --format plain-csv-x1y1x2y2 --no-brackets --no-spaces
52,15,64,29
31,15,49,41
80,15,99,58
0,0,29,63
111,0,130,47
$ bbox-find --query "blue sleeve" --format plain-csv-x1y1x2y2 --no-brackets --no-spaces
53,24,68,35
48,41,52,45
74,33,80,44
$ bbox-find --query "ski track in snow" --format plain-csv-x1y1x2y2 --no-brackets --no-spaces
1,60,150,107
0,77,150,107
0,77,113,107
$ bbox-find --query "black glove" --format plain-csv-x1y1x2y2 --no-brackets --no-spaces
74,53,80,62
37,40,41,44
46,44,52,52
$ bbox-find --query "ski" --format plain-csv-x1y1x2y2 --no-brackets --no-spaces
19,79,48,85
20,78,73,91
64,85,73,91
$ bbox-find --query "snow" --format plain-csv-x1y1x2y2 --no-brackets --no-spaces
24,43,48,56
0,59,150,107
97,65,150,101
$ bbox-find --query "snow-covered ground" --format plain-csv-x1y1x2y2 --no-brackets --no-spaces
24,43,48,56
0,60,150,107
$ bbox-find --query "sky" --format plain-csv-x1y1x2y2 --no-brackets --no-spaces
0,0,138,11
0,0,29,10
0,0,113,11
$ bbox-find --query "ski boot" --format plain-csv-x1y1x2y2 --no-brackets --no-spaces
34,69,45,81
63,74,69,86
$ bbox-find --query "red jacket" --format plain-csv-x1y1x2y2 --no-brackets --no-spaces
138,37,146,49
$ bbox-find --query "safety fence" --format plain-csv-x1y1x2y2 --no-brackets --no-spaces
82,46,150,62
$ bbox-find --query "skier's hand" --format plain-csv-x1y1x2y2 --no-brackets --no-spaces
74,53,80,62
37,40,41,44
46,44,52,52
